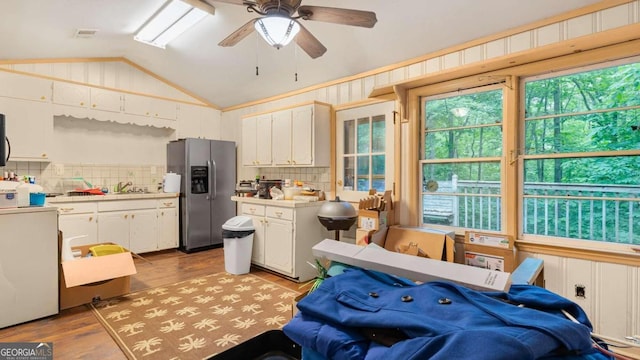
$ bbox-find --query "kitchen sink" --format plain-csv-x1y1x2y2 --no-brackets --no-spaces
109,191,155,195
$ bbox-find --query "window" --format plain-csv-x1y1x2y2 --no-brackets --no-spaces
522,58,640,245
421,86,504,230
336,102,395,202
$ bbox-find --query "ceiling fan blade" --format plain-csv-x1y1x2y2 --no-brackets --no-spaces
295,22,327,59
209,0,255,5
298,6,377,28
218,19,257,47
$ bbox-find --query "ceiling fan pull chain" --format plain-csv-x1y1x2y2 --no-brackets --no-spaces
255,33,260,76
294,44,298,82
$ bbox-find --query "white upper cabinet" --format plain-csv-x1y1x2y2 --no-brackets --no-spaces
291,105,316,166
272,110,293,166
123,93,177,121
242,114,272,167
0,96,52,161
90,88,122,113
52,81,89,108
242,102,330,168
52,81,123,121
176,103,220,140
0,71,51,102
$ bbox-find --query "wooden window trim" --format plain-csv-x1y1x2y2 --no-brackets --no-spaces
402,34,640,263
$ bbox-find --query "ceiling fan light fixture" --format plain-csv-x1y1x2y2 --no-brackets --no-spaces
255,16,300,49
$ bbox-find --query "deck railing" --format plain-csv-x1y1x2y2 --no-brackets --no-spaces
422,178,640,244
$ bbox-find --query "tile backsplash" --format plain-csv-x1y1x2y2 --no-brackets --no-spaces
256,167,331,192
1,162,332,194
1,162,166,194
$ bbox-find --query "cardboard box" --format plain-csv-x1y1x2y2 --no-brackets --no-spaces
312,240,511,291
465,231,513,249
356,225,388,246
358,209,387,230
59,242,137,310
463,231,516,272
465,251,506,271
463,244,516,272
384,226,455,262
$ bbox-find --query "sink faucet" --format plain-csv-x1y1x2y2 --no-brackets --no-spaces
116,181,133,193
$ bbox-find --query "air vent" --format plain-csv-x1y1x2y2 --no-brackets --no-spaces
74,28,99,38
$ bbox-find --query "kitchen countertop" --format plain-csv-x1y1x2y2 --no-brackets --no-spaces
0,206,57,215
47,192,179,203
231,196,325,208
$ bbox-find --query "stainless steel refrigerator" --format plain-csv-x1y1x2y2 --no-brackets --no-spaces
167,138,236,252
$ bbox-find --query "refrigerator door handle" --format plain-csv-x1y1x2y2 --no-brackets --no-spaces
206,160,212,200
211,160,217,200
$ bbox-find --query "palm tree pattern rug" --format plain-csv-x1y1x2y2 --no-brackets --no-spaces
90,272,299,359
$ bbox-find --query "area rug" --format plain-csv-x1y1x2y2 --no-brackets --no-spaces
90,272,299,360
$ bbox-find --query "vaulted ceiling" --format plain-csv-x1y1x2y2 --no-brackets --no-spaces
0,0,605,108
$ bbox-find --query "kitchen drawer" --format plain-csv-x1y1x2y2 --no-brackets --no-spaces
98,199,157,212
241,203,265,216
266,206,293,221
56,202,97,214
158,198,178,208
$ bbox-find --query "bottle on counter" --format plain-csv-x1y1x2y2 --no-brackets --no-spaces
16,183,30,207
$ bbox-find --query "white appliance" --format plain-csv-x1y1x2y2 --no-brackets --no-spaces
0,207,58,328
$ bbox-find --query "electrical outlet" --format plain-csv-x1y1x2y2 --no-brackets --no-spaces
53,163,64,176
575,284,586,298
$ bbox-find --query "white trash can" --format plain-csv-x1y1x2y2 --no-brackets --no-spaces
222,216,255,275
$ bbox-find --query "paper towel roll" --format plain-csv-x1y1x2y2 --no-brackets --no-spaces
163,173,181,193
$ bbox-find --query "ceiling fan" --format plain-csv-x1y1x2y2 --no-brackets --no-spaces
209,0,377,59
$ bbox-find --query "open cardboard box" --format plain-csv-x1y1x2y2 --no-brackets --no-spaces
384,225,455,262
356,225,388,246
59,238,137,310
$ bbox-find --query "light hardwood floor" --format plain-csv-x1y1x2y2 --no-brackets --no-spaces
0,247,302,359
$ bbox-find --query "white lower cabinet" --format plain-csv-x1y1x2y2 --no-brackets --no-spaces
54,196,179,254
97,211,133,249
97,208,157,253
238,199,325,282
130,209,159,253
158,199,179,250
264,218,294,274
57,202,99,246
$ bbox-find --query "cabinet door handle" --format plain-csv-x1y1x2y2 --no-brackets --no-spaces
124,214,128,219
275,211,283,217
163,202,173,207
92,104,97,108
60,207,74,212
80,102,84,106
132,214,135,219
161,211,164,216
88,216,93,222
